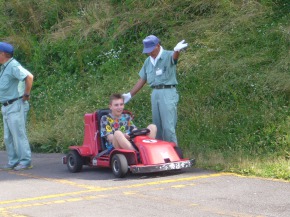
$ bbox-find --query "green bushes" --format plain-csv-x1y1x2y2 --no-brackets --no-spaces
0,0,289,179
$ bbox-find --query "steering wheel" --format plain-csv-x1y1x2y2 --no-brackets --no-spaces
129,128,150,139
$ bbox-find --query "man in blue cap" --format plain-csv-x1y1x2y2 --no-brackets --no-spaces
123,35,187,145
0,42,34,171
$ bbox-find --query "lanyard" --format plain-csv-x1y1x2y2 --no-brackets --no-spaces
0,58,14,80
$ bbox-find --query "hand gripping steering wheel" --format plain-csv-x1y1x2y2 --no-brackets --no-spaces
128,128,150,139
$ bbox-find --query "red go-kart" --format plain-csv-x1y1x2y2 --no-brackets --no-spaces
62,109,195,178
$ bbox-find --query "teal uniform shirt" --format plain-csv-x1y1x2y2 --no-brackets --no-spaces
0,58,27,102
139,49,180,144
139,50,178,87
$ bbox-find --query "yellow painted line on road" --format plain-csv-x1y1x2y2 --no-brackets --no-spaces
0,195,109,211
171,184,186,188
0,190,95,205
0,172,277,217
222,172,290,183
54,200,66,204
67,198,83,202
190,203,199,206
0,209,27,217
2,172,283,209
0,173,223,206
126,184,264,217
7,171,103,190
123,191,138,195
126,173,223,187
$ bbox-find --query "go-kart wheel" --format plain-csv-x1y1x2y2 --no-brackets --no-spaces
67,150,84,173
111,154,128,178
174,147,184,159
129,128,150,139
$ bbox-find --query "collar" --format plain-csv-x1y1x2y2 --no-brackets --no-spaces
3,58,13,66
109,112,123,119
0,58,13,72
150,46,163,66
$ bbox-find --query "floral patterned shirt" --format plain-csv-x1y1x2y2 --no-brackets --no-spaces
100,113,136,143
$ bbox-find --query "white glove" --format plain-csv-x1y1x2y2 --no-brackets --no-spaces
174,39,188,52
122,92,132,104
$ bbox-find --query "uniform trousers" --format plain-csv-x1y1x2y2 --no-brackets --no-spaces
151,88,179,145
1,99,31,166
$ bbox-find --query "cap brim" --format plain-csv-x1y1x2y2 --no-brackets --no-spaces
142,46,156,54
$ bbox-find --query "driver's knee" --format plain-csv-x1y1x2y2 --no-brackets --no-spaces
114,130,125,138
147,124,157,139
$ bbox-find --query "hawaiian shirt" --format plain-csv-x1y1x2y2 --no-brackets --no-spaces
100,113,136,147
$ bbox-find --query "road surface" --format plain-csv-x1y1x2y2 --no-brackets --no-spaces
0,151,289,217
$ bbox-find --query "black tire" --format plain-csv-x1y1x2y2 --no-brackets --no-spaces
174,147,184,159
111,154,128,178
67,150,83,173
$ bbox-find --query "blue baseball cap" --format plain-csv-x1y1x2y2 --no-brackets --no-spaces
142,35,160,53
0,42,14,55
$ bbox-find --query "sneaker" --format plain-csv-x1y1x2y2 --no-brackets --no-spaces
1,164,17,170
13,164,33,171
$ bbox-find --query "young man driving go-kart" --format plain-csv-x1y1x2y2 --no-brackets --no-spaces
100,93,157,152
63,93,194,178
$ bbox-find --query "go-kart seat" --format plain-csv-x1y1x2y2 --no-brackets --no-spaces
97,108,111,151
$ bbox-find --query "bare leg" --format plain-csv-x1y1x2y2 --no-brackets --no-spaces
112,130,136,151
147,124,157,139
111,137,122,149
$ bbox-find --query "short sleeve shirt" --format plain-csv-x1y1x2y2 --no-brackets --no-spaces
0,58,28,102
139,50,178,87
100,113,136,138
18,67,31,96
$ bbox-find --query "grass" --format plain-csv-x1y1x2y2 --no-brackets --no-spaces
195,151,290,180
0,0,289,180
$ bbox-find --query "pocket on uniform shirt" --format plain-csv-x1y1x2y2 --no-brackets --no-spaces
0,75,10,91
159,72,168,82
147,70,155,84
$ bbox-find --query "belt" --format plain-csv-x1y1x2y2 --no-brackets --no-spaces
2,96,23,106
152,85,176,89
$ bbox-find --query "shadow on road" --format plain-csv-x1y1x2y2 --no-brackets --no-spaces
0,151,206,182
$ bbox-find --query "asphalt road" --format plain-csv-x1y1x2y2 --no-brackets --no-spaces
0,151,289,217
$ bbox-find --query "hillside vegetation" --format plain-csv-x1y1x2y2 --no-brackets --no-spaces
0,0,289,179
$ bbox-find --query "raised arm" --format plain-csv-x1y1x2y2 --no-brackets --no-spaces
173,39,188,61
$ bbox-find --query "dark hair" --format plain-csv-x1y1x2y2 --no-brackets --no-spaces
109,93,124,104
